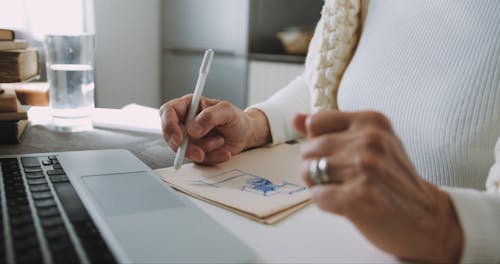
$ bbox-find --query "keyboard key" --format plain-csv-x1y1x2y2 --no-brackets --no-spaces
52,182,89,222
25,171,46,179
43,225,68,239
24,167,43,173
31,191,53,200
47,235,75,254
28,178,48,185
37,206,60,218
5,188,26,198
52,164,62,170
48,155,57,160
42,160,52,166
30,183,50,192
52,250,80,264
15,248,42,263
21,157,41,168
14,235,39,252
10,224,36,239
7,196,28,205
47,169,65,176
49,174,69,183
34,198,57,208
8,204,30,216
40,215,64,228
9,214,34,228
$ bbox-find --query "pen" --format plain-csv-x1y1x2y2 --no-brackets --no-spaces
173,49,214,171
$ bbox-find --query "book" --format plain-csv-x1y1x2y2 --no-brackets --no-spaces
0,106,28,122
0,40,29,51
0,82,50,106
0,29,15,41
0,90,18,112
0,48,40,83
0,119,29,144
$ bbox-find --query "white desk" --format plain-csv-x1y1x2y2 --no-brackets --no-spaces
188,196,395,263
24,106,396,263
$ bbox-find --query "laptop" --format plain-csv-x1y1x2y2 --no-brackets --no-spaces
0,149,255,263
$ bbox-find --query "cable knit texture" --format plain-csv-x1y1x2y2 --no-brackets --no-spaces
305,0,360,113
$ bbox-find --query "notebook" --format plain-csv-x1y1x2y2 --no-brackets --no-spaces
157,143,311,224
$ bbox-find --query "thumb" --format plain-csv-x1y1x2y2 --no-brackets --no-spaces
187,101,238,139
293,113,308,136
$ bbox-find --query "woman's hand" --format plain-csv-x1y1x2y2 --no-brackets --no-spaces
160,94,270,165
294,110,463,263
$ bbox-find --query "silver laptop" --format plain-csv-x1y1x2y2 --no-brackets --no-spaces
0,149,255,263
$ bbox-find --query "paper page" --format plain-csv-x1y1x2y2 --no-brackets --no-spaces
156,143,311,222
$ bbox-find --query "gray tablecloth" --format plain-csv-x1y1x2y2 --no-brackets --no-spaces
0,124,177,169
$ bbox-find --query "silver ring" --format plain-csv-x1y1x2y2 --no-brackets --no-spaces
318,157,330,184
309,159,322,184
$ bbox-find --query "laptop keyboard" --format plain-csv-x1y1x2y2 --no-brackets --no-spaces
0,156,116,263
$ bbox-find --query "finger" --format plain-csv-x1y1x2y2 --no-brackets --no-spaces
293,113,308,136
161,106,184,146
190,135,225,153
300,133,356,159
185,143,205,163
306,110,356,137
160,95,194,143
300,155,358,186
200,149,232,165
187,101,237,138
309,184,349,215
352,111,393,133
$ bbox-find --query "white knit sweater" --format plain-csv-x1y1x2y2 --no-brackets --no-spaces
251,0,500,262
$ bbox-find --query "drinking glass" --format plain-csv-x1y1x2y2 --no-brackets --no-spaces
44,34,95,132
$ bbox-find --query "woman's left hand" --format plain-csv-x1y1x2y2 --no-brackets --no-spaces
294,110,463,263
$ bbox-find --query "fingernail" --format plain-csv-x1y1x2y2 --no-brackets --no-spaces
214,137,224,147
189,123,203,136
191,150,203,162
172,134,180,145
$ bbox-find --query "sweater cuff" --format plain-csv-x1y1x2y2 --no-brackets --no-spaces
247,101,300,144
245,76,311,145
443,187,500,263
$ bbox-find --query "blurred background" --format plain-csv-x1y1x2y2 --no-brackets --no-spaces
0,0,322,109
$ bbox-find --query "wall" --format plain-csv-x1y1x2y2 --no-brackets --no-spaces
93,0,161,108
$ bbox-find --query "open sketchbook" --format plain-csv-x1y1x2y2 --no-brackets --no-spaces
156,143,311,224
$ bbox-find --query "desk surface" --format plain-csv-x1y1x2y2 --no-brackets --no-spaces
0,107,395,263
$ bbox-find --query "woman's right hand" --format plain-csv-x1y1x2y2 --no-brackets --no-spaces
160,94,271,165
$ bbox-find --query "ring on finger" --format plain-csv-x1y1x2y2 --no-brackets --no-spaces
309,159,322,184
318,157,330,184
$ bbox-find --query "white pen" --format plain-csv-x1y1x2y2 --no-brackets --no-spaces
173,49,214,171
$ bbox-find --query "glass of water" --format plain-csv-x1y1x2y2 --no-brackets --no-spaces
44,34,95,132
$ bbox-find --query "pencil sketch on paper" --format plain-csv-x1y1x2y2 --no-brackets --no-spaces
189,169,306,197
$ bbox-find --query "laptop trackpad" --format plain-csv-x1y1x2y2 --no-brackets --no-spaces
82,172,184,217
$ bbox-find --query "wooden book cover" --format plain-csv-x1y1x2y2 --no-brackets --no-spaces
0,104,28,122
0,29,15,41
0,48,40,83
0,82,50,106
0,90,18,112
0,40,29,51
0,119,29,144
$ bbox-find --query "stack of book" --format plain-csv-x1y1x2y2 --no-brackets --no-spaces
0,89,29,143
0,28,38,144
0,28,40,83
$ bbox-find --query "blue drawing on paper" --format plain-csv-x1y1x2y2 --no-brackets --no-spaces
190,169,305,197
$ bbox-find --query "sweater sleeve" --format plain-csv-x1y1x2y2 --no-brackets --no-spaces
441,137,500,263
246,76,311,144
443,187,500,263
